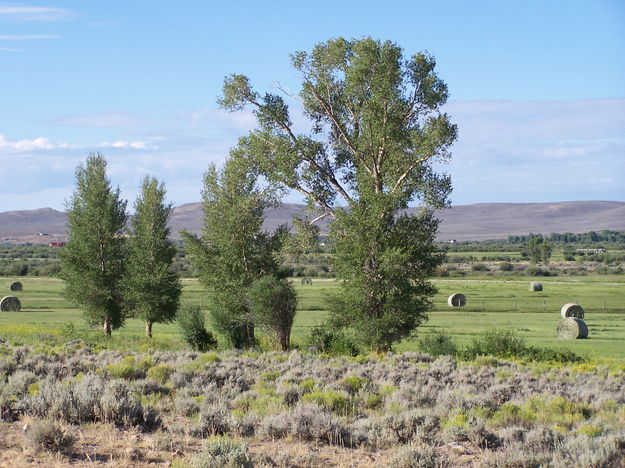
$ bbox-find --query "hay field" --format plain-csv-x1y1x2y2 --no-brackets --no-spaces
1,276,624,360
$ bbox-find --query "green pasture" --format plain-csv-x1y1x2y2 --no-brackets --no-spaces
1,276,624,361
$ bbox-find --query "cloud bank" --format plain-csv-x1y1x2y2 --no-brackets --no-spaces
0,98,623,212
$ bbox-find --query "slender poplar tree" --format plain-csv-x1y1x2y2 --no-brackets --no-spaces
126,176,181,337
61,153,128,336
182,156,284,348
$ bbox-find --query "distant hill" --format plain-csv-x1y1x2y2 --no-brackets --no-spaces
1,201,624,243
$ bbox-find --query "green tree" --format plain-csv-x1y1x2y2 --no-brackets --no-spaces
247,275,297,351
528,236,553,263
60,153,127,336
177,304,218,351
282,214,321,262
219,37,456,351
126,176,182,337
181,157,284,348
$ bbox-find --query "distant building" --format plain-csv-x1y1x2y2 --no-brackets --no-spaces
576,248,606,254
448,239,457,244
49,242,65,247
36,233,50,236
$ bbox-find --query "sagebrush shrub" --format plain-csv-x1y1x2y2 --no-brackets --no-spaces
99,380,160,430
289,404,348,445
26,419,75,454
389,444,448,468
192,436,253,468
258,412,290,439
194,402,232,437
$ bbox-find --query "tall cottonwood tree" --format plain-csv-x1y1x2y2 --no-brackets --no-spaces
220,37,457,351
182,157,284,348
61,153,128,336
126,176,181,338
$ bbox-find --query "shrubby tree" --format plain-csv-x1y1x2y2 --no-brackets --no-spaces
247,275,297,351
219,37,456,351
182,157,285,348
126,176,181,337
177,304,217,351
528,236,552,263
61,153,127,336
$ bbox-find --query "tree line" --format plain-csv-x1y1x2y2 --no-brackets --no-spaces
60,37,456,353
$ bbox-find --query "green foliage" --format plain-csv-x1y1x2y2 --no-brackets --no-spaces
464,328,527,359
282,214,321,262
339,376,368,395
463,328,583,363
302,390,351,415
60,153,128,335
328,204,443,352
305,323,361,356
182,352,221,372
177,305,217,352
247,275,297,351
220,37,456,353
106,356,141,380
147,363,173,384
576,424,603,438
182,158,284,348
528,236,553,263
418,330,458,357
125,176,181,337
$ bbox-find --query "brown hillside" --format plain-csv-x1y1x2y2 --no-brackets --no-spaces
1,201,623,243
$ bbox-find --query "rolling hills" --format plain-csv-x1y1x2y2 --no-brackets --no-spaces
1,201,624,243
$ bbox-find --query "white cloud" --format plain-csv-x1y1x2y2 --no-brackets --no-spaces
444,98,625,204
0,46,20,52
0,133,70,151
1,98,623,212
0,6,75,22
99,140,156,150
0,133,158,153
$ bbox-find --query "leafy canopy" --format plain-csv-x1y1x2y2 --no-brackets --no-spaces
181,157,285,347
220,37,457,351
125,176,181,336
60,153,128,334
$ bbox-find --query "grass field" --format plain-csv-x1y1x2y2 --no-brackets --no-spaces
1,275,624,361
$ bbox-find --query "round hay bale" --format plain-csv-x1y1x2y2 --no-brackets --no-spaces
0,296,21,312
529,282,543,292
561,303,584,319
301,277,313,286
557,317,588,339
9,281,23,292
447,293,466,307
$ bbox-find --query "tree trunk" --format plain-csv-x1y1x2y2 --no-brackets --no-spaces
243,323,255,348
145,320,153,338
277,329,290,352
103,315,111,336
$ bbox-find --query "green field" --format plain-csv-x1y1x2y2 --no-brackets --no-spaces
1,276,624,361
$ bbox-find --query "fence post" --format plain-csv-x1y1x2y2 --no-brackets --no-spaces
603,298,606,312
543,300,546,312
513,300,516,311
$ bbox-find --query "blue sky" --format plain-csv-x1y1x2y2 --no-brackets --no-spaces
0,0,623,212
